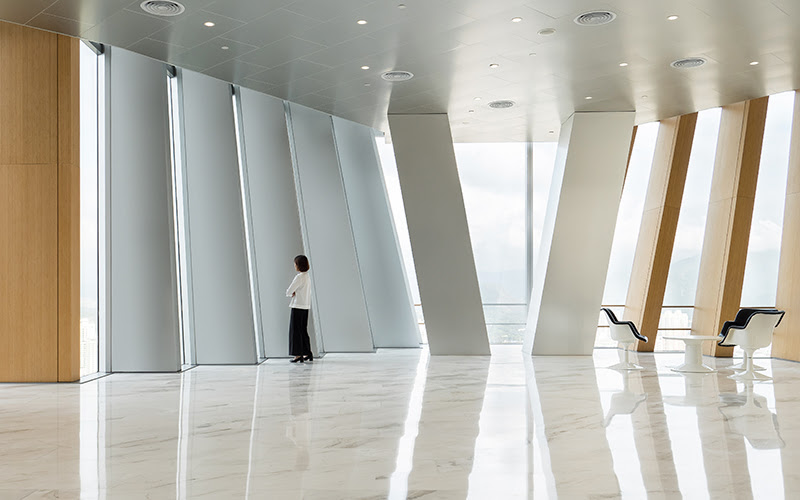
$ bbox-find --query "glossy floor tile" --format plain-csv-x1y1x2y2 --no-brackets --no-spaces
1,346,799,499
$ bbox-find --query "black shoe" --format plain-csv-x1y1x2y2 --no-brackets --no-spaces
290,356,304,363
304,354,313,362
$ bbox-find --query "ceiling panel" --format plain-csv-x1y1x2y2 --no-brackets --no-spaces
237,36,325,68
28,12,88,36
148,11,243,48
0,0,57,24
80,9,171,48
222,8,320,47
172,38,256,70
5,0,800,141
202,0,290,22
45,0,131,26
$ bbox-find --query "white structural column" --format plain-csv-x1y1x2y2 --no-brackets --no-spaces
237,89,307,358
181,71,256,364
388,114,490,355
524,112,635,355
332,117,420,348
108,48,180,372
286,103,373,352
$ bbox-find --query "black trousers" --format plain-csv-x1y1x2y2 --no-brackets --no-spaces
289,308,312,356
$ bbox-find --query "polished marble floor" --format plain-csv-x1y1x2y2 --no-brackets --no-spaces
1,346,799,499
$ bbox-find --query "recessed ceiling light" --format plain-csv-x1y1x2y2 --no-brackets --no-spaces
357,19,367,25
528,52,537,57
364,83,371,87
538,28,556,36
468,109,475,113
221,45,229,50
619,62,628,67
548,130,554,134
489,63,500,68
750,61,759,66
474,97,481,101
462,121,469,125
585,96,593,100
397,3,406,8
641,95,648,99
511,17,523,23
667,15,679,21
361,65,370,70
203,21,215,27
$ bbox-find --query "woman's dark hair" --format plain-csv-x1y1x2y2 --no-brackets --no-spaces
294,255,310,272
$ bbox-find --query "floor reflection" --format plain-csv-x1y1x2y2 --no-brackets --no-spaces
2,347,800,497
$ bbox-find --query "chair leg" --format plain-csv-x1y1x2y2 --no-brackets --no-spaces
607,342,643,370
732,356,767,372
729,348,771,381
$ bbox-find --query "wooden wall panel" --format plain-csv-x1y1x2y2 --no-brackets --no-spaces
0,22,80,382
0,164,59,382
773,91,800,362
624,114,697,352
57,36,80,382
0,23,57,165
692,97,769,357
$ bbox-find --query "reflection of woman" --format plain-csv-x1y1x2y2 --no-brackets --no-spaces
286,255,312,363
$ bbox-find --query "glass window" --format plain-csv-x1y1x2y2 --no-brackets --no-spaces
595,122,660,347
375,137,425,343
79,42,99,377
456,143,528,343
740,91,795,307
739,91,795,358
658,108,723,351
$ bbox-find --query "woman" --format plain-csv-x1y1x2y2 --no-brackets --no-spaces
286,255,313,363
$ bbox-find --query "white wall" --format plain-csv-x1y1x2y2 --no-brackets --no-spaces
108,48,180,372
524,112,635,355
388,114,489,355
286,103,374,352
237,88,308,357
333,117,420,348
181,71,257,364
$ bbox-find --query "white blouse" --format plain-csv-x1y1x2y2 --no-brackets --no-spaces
286,272,311,310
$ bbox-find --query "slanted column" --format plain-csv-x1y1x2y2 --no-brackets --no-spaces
624,114,698,352
524,112,635,355
388,114,489,355
692,98,768,357
774,91,800,362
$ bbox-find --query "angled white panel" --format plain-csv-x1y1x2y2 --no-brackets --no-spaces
387,114,489,355
524,112,635,355
332,117,420,348
181,71,256,364
108,47,180,372
237,88,307,358
287,103,373,352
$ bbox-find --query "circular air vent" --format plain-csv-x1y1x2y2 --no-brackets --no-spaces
140,0,185,16
670,57,707,69
381,70,414,82
537,28,556,36
488,100,515,109
574,11,617,26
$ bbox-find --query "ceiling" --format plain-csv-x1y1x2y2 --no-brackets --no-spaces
4,0,800,141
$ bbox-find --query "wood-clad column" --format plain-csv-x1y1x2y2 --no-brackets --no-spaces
57,36,81,381
625,114,698,352
0,22,80,382
773,91,800,362
692,97,768,357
